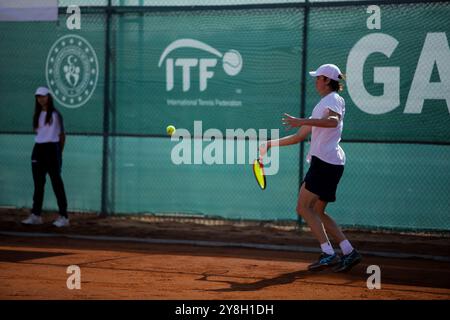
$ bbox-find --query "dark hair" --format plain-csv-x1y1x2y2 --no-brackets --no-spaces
328,74,345,92
33,94,56,130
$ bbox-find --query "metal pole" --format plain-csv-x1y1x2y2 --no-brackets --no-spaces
100,0,112,217
298,0,310,227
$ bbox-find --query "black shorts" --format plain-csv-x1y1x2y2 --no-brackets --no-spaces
302,156,344,203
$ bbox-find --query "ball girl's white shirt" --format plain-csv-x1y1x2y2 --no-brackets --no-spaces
307,92,346,166
35,111,62,143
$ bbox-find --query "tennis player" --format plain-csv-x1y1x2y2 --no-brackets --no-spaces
260,64,361,272
22,87,69,227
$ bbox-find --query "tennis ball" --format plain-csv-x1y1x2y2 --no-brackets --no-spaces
166,125,176,136
222,50,243,76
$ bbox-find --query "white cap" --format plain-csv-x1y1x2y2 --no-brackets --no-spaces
35,86,50,96
309,64,342,81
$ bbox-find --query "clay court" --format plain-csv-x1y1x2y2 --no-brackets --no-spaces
0,209,449,300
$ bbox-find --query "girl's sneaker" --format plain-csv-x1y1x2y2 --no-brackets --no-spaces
53,216,70,228
21,214,43,225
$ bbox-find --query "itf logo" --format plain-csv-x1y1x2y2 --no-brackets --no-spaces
46,34,99,108
158,39,243,92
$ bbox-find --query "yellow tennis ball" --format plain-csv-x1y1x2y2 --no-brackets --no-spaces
166,125,176,136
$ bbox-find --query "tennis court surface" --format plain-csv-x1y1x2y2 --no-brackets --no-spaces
0,209,449,300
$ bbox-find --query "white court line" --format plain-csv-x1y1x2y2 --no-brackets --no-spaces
0,231,449,263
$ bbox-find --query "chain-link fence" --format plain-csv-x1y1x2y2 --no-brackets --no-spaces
0,0,449,231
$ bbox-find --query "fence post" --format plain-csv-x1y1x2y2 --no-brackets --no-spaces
298,0,310,227
100,0,112,217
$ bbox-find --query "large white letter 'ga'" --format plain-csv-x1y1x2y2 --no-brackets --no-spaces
347,33,400,115
405,33,450,114
347,32,450,115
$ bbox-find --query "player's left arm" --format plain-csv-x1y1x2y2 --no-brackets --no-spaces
283,109,340,129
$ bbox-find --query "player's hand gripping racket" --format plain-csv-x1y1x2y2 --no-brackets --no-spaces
253,159,266,190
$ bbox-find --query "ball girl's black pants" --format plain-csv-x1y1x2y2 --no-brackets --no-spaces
31,142,68,217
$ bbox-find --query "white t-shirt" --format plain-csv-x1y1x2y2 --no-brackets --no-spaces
307,92,346,165
35,111,64,143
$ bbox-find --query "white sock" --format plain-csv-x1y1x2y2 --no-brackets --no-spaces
339,239,354,256
320,242,335,255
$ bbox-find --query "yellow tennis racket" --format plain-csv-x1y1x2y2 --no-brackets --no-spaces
252,159,266,190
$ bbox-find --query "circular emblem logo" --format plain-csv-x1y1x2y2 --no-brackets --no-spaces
46,35,99,108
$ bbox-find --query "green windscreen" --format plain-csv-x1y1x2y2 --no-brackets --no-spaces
0,1,449,231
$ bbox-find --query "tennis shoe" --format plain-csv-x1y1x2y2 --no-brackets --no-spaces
308,253,340,271
333,249,362,273
21,214,43,225
53,216,70,228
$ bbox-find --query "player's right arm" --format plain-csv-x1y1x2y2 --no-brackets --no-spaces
260,126,311,158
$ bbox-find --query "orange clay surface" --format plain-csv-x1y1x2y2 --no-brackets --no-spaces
0,209,449,300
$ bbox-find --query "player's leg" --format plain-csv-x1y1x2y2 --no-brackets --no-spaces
297,184,340,270
296,183,327,243
314,200,346,244
314,200,362,272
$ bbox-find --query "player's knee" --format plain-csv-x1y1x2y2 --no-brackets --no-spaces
317,210,327,218
296,201,312,217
